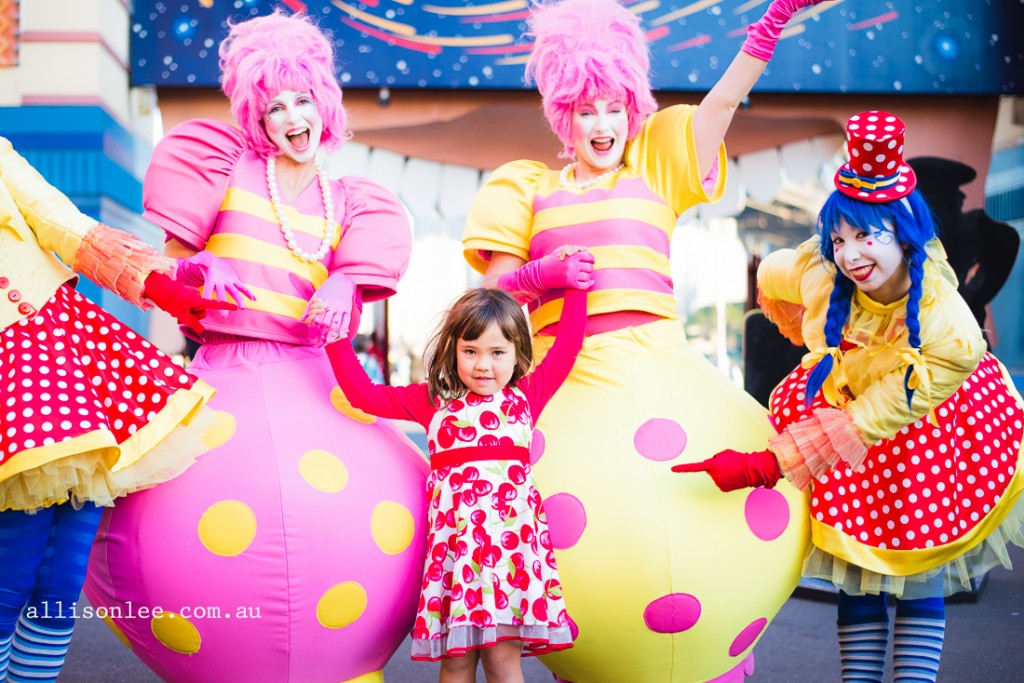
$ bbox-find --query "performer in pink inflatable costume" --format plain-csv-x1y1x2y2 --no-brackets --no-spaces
84,11,428,683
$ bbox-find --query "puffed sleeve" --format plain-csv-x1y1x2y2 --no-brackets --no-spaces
758,237,833,348
0,136,96,254
462,159,546,274
0,136,170,306
625,105,727,216
328,176,411,303
142,119,247,250
845,280,985,445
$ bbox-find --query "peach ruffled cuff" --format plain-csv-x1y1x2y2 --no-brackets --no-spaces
757,288,806,346
72,223,175,307
769,407,869,490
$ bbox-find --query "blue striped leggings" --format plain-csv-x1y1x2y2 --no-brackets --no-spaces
0,503,104,682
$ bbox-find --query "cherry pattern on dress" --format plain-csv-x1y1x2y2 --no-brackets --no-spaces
412,385,572,660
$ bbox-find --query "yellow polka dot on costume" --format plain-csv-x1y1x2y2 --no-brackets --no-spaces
298,450,349,493
201,410,237,449
330,386,377,423
316,582,367,629
197,500,257,556
151,612,201,654
102,616,132,649
340,671,384,683
371,500,415,555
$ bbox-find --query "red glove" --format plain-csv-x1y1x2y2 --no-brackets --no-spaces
143,272,237,335
672,449,782,492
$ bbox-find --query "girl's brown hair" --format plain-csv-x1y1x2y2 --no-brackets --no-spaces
424,288,533,404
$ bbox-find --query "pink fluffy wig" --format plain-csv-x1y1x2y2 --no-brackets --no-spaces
218,11,350,158
525,0,658,159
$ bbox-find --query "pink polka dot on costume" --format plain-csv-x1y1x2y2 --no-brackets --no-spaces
729,618,768,657
530,429,545,465
543,492,586,549
745,488,790,541
633,418,687,461
567,614,579,641
643,593,701,634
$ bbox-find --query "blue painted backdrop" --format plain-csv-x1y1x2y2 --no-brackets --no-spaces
133,0,1023,94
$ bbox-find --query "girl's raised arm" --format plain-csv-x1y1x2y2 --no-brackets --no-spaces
325,340,435,428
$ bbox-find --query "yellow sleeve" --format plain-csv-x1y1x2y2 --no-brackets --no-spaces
757,237,834,347
624,105,727,216
463,159,546,274
761,237,823,307
846,291,986,444
0,137,97,261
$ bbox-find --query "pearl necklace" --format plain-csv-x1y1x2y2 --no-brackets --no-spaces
266,155,338,263
560,161,625,190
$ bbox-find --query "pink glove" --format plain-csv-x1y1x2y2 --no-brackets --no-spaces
496,245,595,304
742,0,827,62
672,449,782,492
175,251,256,309
302,272,358,347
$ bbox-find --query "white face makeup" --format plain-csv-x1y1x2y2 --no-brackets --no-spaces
571,98,628,181
831,218,910,305
456,322,517,397
263,90,323,166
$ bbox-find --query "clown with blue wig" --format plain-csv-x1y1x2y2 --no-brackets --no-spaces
679,111,1024,682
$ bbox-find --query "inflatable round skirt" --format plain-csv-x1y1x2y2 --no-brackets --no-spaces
85,340,429,683
530,321,809,683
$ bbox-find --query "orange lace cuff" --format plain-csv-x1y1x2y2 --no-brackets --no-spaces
73,224,175,307
770,407,869,490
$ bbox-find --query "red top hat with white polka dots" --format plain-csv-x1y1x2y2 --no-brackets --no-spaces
834,111,917,203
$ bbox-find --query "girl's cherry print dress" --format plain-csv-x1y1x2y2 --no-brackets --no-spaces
325,289,588,662
414,386,571,660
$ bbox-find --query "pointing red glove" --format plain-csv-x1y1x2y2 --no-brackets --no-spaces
672,449,782,492
143,271,237,335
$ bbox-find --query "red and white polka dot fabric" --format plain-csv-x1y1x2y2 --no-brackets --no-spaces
834,110,918,203
772,353,1022,555
1,285,201,466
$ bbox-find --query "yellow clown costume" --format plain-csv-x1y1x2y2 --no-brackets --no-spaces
464,105,810,683
759,235,1024,597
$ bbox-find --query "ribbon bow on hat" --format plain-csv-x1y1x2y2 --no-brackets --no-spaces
835,111,917,204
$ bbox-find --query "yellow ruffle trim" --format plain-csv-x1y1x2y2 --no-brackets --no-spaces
0,380,216,511
802,460,1024,598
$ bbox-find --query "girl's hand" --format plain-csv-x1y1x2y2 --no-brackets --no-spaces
302,272,358,347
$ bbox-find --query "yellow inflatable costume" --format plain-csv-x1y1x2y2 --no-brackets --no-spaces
464,104,810,682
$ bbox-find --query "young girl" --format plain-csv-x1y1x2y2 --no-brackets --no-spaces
676,111,1024,682
326,247,593,682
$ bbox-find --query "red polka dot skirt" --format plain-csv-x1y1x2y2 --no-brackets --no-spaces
771,353,1024,587
1,285,214,510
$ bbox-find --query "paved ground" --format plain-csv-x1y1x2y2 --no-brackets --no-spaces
61,542,1024,681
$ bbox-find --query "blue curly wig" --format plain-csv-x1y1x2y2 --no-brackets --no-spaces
804,189,938,412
